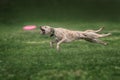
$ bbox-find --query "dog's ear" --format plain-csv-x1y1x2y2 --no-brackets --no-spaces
50,27,55,37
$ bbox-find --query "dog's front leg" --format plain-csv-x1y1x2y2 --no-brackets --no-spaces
56,38,66,51
50,41,54,48
50,38,59,48
50,40,56,48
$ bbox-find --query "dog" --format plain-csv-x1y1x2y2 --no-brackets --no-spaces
40,26,111,51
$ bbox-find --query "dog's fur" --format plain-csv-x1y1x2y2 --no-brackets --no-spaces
40,26,111,51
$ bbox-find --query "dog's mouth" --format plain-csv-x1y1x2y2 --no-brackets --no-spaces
40,27,45,34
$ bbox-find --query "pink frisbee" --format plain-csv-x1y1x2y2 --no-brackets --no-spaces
23,25,36,30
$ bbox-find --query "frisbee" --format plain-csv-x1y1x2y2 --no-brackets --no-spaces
23,25,36,30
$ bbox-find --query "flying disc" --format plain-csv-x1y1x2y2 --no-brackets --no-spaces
23,25,36,30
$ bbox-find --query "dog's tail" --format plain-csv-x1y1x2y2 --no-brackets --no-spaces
94,27,104,33
84,27,104,33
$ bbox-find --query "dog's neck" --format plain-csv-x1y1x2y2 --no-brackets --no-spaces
50,28,55,37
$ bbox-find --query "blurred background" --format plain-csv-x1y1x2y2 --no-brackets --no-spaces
0,1,120,80
0,0,120,25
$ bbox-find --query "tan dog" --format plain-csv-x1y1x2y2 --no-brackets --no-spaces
40,26,111,51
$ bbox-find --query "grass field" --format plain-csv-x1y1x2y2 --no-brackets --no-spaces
0,21,120,80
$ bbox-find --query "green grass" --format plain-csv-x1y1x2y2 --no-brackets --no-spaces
0,21,120,80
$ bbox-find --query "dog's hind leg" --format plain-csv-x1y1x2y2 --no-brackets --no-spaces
98,33,111,38
93,39,107,45
85,38,107,45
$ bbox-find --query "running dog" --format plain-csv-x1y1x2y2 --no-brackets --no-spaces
40,26,111,51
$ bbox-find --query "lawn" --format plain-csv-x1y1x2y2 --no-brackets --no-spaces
0,21,120,80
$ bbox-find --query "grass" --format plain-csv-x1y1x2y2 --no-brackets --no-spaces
0,21,120,80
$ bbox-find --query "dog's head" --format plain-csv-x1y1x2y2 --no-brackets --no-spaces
40,26,54,35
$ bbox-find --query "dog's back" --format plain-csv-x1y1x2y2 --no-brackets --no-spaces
54,28,85,42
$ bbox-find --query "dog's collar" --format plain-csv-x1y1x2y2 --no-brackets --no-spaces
50,28,55,37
